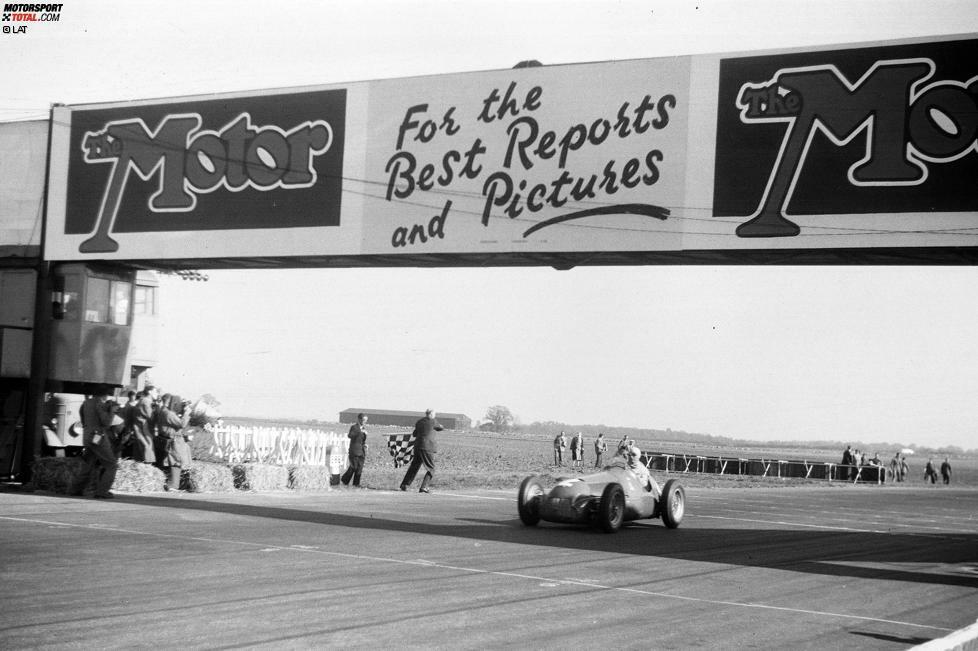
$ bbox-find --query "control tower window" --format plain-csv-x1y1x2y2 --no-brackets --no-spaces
84,278,132,325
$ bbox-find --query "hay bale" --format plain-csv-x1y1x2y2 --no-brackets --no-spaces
114,460,166,493
288,465,333,491
231,463,289,491
31,457,89,495
182,461,235,493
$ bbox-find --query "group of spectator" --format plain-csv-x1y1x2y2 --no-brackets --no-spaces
841,445,878,470
841,445,953,484
885,451,911,483
550,431,654,487
552,431,640,470
840,445,884,480
925,457,953,484
552,431,591,468
77,383,194,497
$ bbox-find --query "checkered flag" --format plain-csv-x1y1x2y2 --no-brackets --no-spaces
387,433,415,468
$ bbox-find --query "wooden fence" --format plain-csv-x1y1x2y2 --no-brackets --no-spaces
645,452,887,484
192,424,349,473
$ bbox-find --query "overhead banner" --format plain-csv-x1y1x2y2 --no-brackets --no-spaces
700,35,978,251
45,86,361,260
43,34,978,262
359,58,688,255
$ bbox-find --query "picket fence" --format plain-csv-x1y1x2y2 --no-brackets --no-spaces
193,424,349,473
645,452,886,484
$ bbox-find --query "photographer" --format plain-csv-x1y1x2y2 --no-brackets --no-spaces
157,394,192,492
78,385,119,499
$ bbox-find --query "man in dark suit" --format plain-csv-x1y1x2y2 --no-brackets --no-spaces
78,384,119,498
941,457,952,484
400,409,444,493
341,413,368,487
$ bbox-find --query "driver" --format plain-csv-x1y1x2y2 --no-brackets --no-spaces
625,445,659,494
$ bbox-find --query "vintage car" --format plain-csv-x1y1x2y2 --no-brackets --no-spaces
517,461,685,533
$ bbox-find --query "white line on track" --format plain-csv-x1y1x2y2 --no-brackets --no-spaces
0,514,952,633
429,492,510,501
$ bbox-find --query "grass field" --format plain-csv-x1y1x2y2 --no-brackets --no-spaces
263,422,978,492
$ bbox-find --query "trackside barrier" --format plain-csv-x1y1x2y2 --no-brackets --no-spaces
194,425,349,473
645,453,885,484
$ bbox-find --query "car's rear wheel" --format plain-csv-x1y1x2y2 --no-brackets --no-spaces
598,482,625,533
517,476,544,526
661,479,685,529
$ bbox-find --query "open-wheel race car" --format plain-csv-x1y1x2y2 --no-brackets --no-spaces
517,460,685,533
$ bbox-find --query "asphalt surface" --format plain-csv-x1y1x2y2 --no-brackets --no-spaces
1,483,976,649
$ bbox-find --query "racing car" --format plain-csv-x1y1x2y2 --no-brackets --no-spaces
517,458,685,533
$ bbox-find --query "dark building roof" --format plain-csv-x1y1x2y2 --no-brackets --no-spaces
340,408,469,420
339,408,471,429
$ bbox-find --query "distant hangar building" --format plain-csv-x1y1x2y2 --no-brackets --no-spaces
339,408,471,430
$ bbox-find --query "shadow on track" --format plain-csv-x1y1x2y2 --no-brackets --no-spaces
114,494,978,589
850,631,933,645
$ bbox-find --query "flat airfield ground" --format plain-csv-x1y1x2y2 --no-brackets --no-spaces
1,483,975,649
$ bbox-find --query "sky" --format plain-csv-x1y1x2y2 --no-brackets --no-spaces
4,0,978,450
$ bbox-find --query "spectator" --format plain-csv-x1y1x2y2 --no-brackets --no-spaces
594,433,608,468
900,455,910,482
132,386,158,464
118,390,138,458
78,384,118,499
889,453,900,483
157,393,192,491
570,432,584,468
617,435,629,452
941,457,952,484
841,445,855,480
400,409,444,493
108,412,127,460
341,413,368,488
924,458,938,484
553,431,567,466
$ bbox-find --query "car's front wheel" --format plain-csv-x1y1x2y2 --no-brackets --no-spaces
661,479,685,529
517,475,545,526
598,482,625,533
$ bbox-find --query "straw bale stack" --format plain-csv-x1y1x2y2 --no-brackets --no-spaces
231,463,289,491
288,465,334,491
182,462,235,493
114,460,166,492
31,457,89,495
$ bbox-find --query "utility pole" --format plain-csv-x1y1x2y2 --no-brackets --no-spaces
21,260,52,482
20,108,57,483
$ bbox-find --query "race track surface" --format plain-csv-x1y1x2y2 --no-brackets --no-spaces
1,484,975,649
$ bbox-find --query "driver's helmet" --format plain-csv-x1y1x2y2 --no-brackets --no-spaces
626,446,643,467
